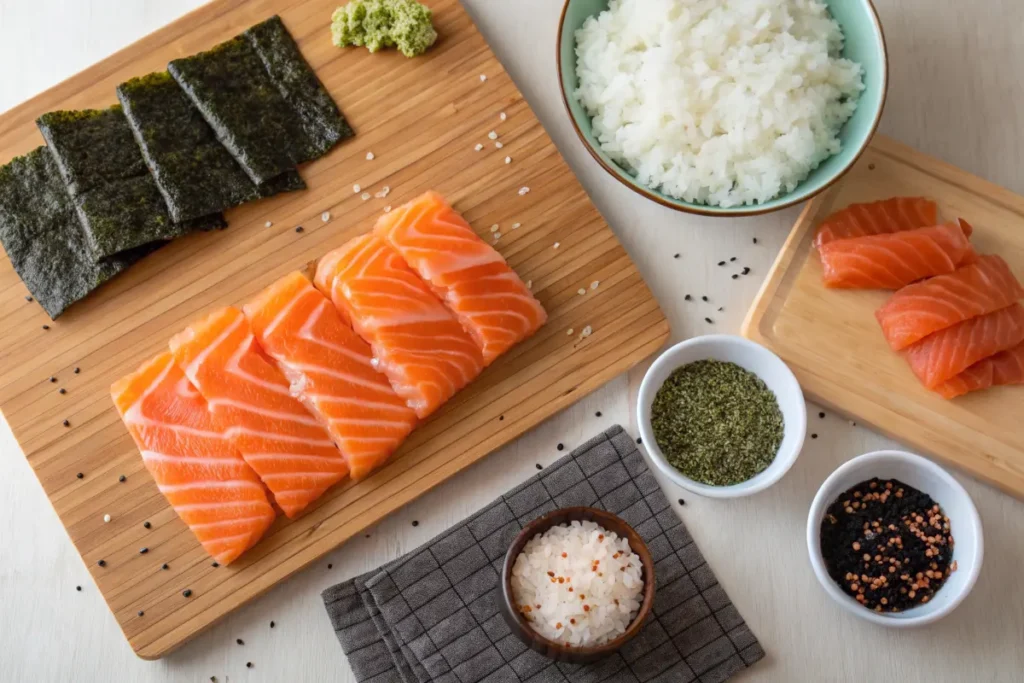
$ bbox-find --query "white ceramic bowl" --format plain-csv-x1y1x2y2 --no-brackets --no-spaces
636,335,806,498
806,450,983,627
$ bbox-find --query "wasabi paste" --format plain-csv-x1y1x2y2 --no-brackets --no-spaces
331,0,437,58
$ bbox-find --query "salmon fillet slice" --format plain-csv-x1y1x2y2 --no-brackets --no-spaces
814,197,940,248
876,255,1024,350
111,352,276,564
819,221,976,289
936,341,1024,399
373,191,547,365
169,307,349,518
244,272,418,480
314,234,485,419
903,303,1024,389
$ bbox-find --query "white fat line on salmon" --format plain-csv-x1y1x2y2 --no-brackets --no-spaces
307,396,413,413
141,452,252,467
158,480,266,495
209,398,326,427
259,288,310,338
122,354,177,416
187,516,274,531
281,363,389,392
222,425,336,447
226,334,296,396
182,312,245,382
259,471,345,483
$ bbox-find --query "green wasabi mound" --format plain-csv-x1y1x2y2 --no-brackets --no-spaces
331,0,437,58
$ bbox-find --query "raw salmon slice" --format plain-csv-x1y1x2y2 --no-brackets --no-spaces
111,352,276,564
374,191,547,365
314,234,484,418
169,307,349,518
876,255,1024,350
902,303,1024,389
244,272,418,480
935,341,1024,399
814,197,940,248
819,221,976,289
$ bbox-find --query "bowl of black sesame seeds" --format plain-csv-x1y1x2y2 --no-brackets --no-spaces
636,335,806,498
807,450,983,627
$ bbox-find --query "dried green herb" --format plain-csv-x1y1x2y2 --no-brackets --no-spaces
651,360,783,486
331,0,438,58
37,106,225,259
0,148,158,319
116,71,305,222
168,15,353,185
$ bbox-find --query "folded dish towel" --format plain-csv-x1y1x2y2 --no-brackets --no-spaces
322,425,764,683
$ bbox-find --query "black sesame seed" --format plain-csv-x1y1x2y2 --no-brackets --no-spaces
119,475,126,483
42,325,50,330
97,560,106,567
636,437,642,444
717,307,724,312
557,443,564,451
63,419,70,427
237,638,244,645
731,274,739,280
673,253,680,259
595,411,602,417
295,226,304,233
139,547,148,555
25,295,32,302
328,563,333,569
183,589,192,598
868,163,876,170
753,237,758,244
705,317,714,324
49,376,57,383
270,621,275,628
74,367,80,374
211,561,219,568
365,534,371,538
143,521,151,529
412,520,419,527
701,296,709,302
819,412,826,419
717,261,725,266
138,610,144,617
811,434,818,439
76,586,82,592
76,472,84,479
678,498,686,506
499,415,504,421
162,564,169,570
535,464,542,470
59,388,67,394
246,662,253,669
742,267,751,275
684,294,692,301
730,257,737,262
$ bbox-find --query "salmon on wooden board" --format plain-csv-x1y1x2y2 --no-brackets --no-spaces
314,234,485,419
813,197,940,248
936,341,1024,398
169,307,349,518
373,191,547,365
903,303,1024,390
876,255,1024,350
819,221,976,289
111,352,276,564
244,272,418,480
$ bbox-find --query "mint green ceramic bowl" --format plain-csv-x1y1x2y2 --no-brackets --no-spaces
557,0,889,217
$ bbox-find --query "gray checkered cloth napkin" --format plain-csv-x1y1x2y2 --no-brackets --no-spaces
322,426,765,683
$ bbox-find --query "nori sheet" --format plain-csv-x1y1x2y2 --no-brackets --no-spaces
116,71,305,222
0,147,158,319
37,106,226,260
168,15,353,185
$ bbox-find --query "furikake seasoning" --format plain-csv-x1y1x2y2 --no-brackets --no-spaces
820,478,955,612
651,360,782,486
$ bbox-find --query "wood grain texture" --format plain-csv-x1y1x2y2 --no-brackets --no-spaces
0,0,667,659
743,134,1024,498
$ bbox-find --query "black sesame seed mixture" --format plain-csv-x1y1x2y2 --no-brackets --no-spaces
820,478,955,613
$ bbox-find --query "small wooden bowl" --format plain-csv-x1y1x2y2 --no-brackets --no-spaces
500,507,656,664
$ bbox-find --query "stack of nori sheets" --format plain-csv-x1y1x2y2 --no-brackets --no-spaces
0,148,158,318
0,14,352,319
169,15,353,185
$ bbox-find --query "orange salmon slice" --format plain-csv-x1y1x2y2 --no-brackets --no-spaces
814,197,940,248
314,234,484,419
111,352,276,564
169,307,349,518
374,191,547,365
244,272,418,480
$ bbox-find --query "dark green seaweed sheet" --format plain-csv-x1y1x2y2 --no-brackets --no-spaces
116,71,305,223
37,106,225,260
168,15,353,185
0,147,159,319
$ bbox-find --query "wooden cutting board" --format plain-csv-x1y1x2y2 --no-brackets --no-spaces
0,0,668,659
743,135,1024,499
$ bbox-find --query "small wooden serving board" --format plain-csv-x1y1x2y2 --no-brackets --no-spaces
0,0,668,659
743,135,1024,499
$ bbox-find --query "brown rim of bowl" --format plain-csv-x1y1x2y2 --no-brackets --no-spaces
500,507,656,663
555,0,890,217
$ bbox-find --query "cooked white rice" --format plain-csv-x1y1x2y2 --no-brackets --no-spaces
574,0,865,207
510,520,643,647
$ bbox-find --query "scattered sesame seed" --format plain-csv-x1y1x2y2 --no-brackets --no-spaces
678,498,686,506
138,610,144,617
353,184,361,193
705,317,714,324
237,638,244,645
512,222,521,229
488,131,498,140
590,281,599,290
103,514,111,523
162,564,169,570
25,295,32,302
504,156,512,164
492,232,501,241
76,472,84,479
212,561,219,568
74,367,80,374
479,74,487,82
557,443,564,451
474,143,483,151
579,325,593,338
637,437,642,444
376,186,390,198
753,237,758,244
139,547,149,555
495,141,504,149
518,186,530,196
76,586,82,592
577,288,586,296
63,419,70,427
684,294,692,301
702,296,709,302
366,151,375,160
500,112,507,121
295,226,304,233
742,267,751,275
119,474,126,483
412,520,419,527
49,376,57,383
143,521,151,529
718,261,726,266
321,211,331,223
812,434,818,439
566,328,574,335
361,192,371,201
270,621,275,628
383,205,391,213
42,325,50,330
536,464,543,470
730,257,737,262
98,560,106,567
595,411,602,417
59,388,66,395
183,589,192,598
731,274,739,280
490,224,500,233
673,253,680,259
819,412,826,418
553,242,560,249
264,220,272,228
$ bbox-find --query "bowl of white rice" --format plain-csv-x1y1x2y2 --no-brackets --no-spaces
557,0,888,215
501,507,655,663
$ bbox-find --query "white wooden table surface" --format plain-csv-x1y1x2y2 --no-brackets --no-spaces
1,1,1023,681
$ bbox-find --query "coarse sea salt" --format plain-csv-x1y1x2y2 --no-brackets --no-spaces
500,112,507,121
495,141,504,149
479,74,487,82
475,143,484,152
512,222,521,230
505,156,512,164
577,288,586,296
490,224,500,233
321,211,331,223
264,220,273,228
519,187,530,196
353,184,361,193
366,151,375,161
510,520,643,647
361,192,371,201
488,131,498,140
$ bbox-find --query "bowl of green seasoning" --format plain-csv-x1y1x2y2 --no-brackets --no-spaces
637,335,806,498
